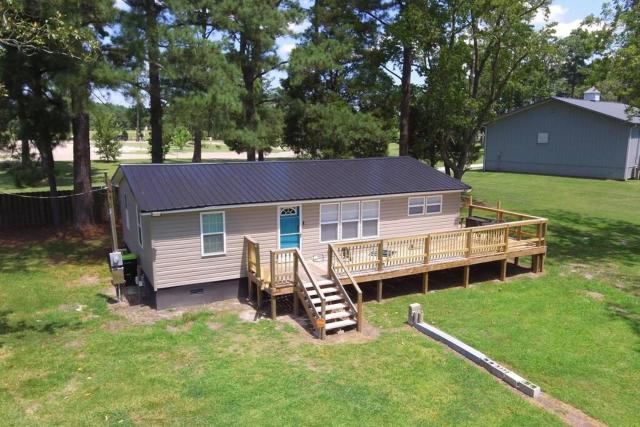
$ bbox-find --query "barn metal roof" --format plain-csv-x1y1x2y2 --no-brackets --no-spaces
553,97,640,124
115,157,470,213
488,96,640,125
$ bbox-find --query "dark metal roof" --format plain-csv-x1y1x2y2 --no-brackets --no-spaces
488,96,640,125
553,97,640,124
116,157,470,213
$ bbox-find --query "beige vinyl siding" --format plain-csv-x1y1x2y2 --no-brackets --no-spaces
300,192,462,261
117,179,154,284
148,192,462,289
151,205,278,289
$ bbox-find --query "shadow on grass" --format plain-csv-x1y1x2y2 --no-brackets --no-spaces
0,309,84,339
538,209,640,270
352,262,534,303
0,228,109,274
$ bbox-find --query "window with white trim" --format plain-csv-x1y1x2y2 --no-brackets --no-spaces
136,206,143,247
341,201,360,240
124,193,130,230
408,196,425,216
426,195,443,214
320,203,339,242
201,212,225,255
537,132,549,144
361,200,379,237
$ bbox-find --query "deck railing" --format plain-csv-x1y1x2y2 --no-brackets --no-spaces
330,203,547,276
328,244,363,332
245,236,262,285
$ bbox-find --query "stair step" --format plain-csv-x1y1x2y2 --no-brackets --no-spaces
325,319,357,331
303,279,334,289
325,311,352,320
311,295,342,304
315,302,347,311
307,287,338,296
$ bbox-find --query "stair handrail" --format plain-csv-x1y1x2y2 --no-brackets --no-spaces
328,244,363,332
293,249,327,332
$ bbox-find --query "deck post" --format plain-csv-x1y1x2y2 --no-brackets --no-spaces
463,265,470,288
500,259,508,281
256,287,262,310
539,254,545,273
293,291,299,316
377,240,384,271
531,254,538,273
377,280,383,302
422,272,429,294
514,257,519,266
423,236,431,265
270,295,277,320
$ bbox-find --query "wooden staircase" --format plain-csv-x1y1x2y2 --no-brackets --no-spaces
298,278,358,338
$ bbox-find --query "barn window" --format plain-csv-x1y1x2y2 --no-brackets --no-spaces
537,132,549,144
201,212,226,256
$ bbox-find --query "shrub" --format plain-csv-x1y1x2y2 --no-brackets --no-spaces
93,113,122,161
170,126,190,151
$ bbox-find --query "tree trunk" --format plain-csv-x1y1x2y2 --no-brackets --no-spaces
246,148,256,161
192,128,202,162
147,1,164,163
136,101,142,142
39,141,60,226
21,139,30,166
399,44,413,157
71,83,94,230
258,150,264,161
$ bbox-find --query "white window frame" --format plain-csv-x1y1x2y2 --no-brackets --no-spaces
340,201,361,241
361,200,380,238
425,195,443,215
136,205,143,248
200,211,226,256
320,203,340,243
537,132,549,144
124,193,130,230
277,205,302,250
319,200,381,243
408,196,425,216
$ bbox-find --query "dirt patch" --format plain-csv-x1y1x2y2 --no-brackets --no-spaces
278,314,381,345
68,274,102,287
530,392,606,427
108,302,191,325
64,339,84,349
583,291,604,301
206,322,223,331
166,322,193,334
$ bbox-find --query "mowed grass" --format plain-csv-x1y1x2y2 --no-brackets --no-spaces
0,234,557,425
1,171,639,426
368,171,640,426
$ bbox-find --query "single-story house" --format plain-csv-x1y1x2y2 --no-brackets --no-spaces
484,88,640,180
112,157,471,309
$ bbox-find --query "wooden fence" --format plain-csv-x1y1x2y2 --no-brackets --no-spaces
0,187,109,229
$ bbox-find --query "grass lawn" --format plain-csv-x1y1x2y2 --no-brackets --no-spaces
0,233,558,426
368,171,640,426
0,171,638,425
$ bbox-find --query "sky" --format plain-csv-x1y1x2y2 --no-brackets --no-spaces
98,0,607,107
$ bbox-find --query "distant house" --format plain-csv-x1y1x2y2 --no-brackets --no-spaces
484,88,640,180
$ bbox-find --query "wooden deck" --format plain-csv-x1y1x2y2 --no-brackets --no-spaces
245,200,547,334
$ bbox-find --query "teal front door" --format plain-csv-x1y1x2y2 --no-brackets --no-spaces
279,206,301,249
